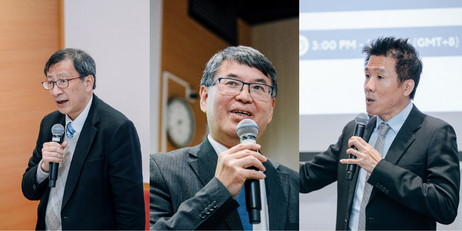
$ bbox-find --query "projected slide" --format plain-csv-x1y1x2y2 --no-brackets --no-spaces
299,1,462,115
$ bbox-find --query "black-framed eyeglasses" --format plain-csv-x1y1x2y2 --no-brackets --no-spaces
209,77,274,101
42,77,82,90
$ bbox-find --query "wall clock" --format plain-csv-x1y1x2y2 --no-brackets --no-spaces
166,97,195,147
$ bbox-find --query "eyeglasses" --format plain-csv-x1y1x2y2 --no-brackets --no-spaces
209,77,274,101
42,77,81,90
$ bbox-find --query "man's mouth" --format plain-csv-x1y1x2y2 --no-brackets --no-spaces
231,110,252,117
56,100,68,105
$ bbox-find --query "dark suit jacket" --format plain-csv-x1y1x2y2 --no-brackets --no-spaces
22,94,145,230
150,138,299,230
300,105,460,230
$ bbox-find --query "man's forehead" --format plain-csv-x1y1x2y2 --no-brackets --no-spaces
47,60,77,77
365,56,395,69
216,60,270,82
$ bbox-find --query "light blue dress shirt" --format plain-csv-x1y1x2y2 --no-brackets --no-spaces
349,101,413,231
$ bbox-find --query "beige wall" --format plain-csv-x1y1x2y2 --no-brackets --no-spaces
159,0,251,151
251,18,299,171
0,0,62,229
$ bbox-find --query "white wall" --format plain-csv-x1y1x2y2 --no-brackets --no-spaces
64,0,156,183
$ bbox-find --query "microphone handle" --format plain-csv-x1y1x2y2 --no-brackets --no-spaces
245,178,261,224
346,146,358,180
49,134,62,187
346,124,366,181
49,162,59,187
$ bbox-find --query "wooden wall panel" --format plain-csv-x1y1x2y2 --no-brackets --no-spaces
160,0,250,151
0,0,61,229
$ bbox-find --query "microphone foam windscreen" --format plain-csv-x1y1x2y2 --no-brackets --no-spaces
51,124,65,136
236,119,259,138
355,113,369,126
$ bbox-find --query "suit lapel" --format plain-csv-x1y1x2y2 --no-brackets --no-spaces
265,160,287,231
384,106,422,165
188,139,244,230
369,106,422,200
62,95,99,209
188,139,217,187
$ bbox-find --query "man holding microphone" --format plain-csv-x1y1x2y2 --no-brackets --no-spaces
300,37,460,230
22,48,145,230
150,46,299,230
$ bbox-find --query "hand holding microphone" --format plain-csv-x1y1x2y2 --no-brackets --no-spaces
345,113,369,180
41,124,67,187
214,119,266,223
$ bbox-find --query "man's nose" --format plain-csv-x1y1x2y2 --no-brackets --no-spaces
235,84,253,103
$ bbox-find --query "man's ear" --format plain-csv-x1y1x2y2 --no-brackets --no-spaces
267,97,276,124
85,75,95,92
403,79,415,97
199,85,208,113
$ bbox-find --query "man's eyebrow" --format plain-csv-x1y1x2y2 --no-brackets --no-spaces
46,73,70,78
224,73,270,84
364,66,386,74
225,73,239,78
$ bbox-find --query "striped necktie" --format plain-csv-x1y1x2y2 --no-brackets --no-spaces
358,122,390,230
67,122,75,139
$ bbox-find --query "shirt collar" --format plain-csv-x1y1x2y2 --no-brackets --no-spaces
375,101,413,133
207,134,229,156
65,95,93,134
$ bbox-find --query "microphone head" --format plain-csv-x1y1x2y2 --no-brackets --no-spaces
51,124,65,137
355,113,369,126
236,119,259,139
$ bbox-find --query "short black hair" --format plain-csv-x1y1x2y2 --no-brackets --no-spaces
363,37,422,99
44,48,97,89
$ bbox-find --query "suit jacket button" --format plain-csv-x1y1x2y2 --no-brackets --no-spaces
376,183,380,187
386,190,390,194
211,201,218,208
33,184,36,190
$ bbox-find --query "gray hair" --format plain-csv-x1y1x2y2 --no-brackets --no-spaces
44,48,97,89
200,45,278,97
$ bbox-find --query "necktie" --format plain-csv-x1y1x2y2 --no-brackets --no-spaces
358,123,390,230
236,185,252,231
46,123,77,230
67,122,75,139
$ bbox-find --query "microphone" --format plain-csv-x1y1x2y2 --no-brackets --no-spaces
346,113,369,181
49,124,64,187
236,119,261,224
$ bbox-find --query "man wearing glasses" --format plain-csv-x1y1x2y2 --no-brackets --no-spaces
150,46,299,230
22,48,145,230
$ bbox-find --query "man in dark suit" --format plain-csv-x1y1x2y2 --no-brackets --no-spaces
300,37,460,230
150,46,299,230
22,48,145,230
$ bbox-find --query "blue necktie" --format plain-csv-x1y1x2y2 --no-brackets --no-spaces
236,185,252,231
67,122,75,139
